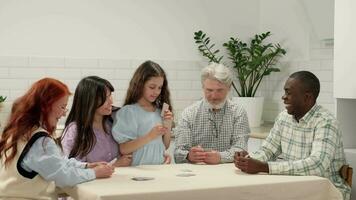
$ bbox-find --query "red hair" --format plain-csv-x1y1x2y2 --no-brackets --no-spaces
0,78,70,166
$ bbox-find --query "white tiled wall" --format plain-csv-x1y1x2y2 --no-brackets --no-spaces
0,56,205,130
0,45,335,131
259,45,335,122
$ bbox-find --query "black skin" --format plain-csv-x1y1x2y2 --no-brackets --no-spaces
234,77,316,174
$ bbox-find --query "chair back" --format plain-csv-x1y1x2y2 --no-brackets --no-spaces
340,164,353,186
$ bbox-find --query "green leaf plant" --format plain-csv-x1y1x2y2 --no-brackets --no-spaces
194,30,286,97
0,96,6,103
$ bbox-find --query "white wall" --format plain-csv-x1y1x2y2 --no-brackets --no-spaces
258,0,335,122
0,0,259,60
0,0,260,129
0,0,337,126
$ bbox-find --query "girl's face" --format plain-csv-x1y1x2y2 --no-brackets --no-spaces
48,95,69,128
141,76,164,103
96,89,113,116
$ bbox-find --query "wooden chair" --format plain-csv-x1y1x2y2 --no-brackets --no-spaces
340,164,353,186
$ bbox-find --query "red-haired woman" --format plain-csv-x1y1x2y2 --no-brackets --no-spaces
0,78,114,200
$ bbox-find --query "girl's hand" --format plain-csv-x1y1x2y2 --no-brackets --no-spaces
163,110,173,121
93,164,114,178
163,110,173,129
148,124,168,138
163,152,171,164
114,154,132,167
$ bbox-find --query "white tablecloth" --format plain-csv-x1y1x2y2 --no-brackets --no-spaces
61,163,342,200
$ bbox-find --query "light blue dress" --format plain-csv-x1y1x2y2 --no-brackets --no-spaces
112,103,165,166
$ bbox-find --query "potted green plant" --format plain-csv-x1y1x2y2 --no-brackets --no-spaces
194,30,286,127
0,96,6,129
0,96,6,104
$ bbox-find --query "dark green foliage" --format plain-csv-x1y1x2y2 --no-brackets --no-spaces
0,96,6,103
194,31,286,97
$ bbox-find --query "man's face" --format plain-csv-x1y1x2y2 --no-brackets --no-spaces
203,78,230,108
282,78,308,120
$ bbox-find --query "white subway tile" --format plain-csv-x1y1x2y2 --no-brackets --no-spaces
0,79,29,90
45,68,82,79
176,70,201,80
298,60,321,71
317,92,335,104
81,69,116,79
9,68,46,79
314,70,333,82
9,89,27,101
171,100,195,110
130,59,159,69
115,69,135,79
165,70,178,80
110,80,129,90
61,79,80,92
310,48,334,60
65,58,99,68
99,59,131,69
320,60,333,70
176,90,202,100
162,60,203,70
169,81,192,90
0,56,29,67
0,90,9,99
191,80,202,90
0,68,9,78
29,57,65,68
320,81,333,93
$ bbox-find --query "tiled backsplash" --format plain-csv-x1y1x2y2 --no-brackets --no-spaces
258,46,335,122
0,47,334,131
0,57,205,130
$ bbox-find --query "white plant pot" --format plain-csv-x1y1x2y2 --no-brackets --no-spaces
233,97,264,128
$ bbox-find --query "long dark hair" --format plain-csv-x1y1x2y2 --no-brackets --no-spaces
0,78,70,166
62,76,114,159
124,60,172,110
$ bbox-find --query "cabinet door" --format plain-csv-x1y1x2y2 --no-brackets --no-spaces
334,0,356,98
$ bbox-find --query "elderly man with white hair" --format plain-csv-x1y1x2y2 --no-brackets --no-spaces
174,63,250,164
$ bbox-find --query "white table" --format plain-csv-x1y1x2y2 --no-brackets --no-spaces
61,163,342,200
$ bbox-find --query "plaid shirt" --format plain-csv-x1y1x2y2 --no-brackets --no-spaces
250,104,351,200
174,99,250,163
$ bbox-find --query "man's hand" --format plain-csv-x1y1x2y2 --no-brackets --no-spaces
234,150,249,159
234,155,269,174
187,146,207,163
204,150,221,164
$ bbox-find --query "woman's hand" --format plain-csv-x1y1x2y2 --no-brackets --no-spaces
114,154,132,167
93,164,114,178
87,161,107,168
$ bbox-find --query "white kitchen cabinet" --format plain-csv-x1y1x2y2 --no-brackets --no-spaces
334,0,356,98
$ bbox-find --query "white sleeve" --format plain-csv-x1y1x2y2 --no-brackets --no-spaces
22,137,96,188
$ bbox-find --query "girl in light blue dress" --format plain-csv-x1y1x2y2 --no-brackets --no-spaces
112,60,173,166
